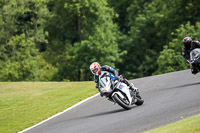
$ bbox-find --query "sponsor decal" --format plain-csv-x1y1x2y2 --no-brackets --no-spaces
119,84,124,90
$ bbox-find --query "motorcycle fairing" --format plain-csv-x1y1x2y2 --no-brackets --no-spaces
99,71,112,93
115,82,133,105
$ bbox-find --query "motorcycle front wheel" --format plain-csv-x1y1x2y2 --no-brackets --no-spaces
113,93,131,110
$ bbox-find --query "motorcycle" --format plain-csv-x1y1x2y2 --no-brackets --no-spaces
189,48,200,73
97,71,144,110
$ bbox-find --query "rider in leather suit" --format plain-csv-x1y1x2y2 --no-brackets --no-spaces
90,62,139,96
182,37,200,74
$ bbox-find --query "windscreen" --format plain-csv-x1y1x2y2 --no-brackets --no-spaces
190,48,200,61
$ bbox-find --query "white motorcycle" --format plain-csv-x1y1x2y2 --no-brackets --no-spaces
97,71,144,110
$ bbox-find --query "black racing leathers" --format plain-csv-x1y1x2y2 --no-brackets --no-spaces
182,40,200,61
182,40,200,74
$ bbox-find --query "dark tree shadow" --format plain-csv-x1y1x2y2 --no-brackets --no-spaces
156,82,200,92
172,82,200,89
68,107,137,122
81,108,127,119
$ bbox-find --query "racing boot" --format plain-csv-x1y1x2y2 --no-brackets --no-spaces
129,83,137,91
191,66,198,75
130,83,140,97
122,78,140,96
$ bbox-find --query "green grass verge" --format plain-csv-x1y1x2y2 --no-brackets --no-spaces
0,82,98,133
145,114,200,133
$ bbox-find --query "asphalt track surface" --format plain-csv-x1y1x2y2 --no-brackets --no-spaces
24,69,200,133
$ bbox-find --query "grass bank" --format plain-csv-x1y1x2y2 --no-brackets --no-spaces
145,114,200,133
0,82,98,133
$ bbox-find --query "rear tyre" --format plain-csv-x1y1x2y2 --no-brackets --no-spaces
113,93,131,110
135,94,144,106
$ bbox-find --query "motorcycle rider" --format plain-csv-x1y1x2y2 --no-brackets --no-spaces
90,62,139,96
182,37,200,74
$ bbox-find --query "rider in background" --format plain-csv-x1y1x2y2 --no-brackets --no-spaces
182,37,200,74
90,62,139,96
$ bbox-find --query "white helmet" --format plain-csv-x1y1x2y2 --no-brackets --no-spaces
90,62,101,75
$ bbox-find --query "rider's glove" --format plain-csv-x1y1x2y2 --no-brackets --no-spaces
114,76,119,80
115,75,124,82
182,50,185,56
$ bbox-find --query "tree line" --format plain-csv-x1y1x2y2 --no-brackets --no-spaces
0,0,200,81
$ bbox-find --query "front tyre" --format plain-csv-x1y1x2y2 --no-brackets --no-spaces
113,93,131,110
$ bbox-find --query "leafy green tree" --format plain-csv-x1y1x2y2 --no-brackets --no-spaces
2,0,200,81
107,0,132,33
0,0,56,81
120,0,200,78
0,34,38,81
45,0,124,81
0,33,56,81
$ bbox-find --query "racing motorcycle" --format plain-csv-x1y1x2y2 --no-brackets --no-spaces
189,48,200,73
97,71,144,110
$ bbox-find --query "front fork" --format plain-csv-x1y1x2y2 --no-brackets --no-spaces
129,89,137,104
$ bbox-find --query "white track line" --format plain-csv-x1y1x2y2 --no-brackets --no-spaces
19,93,99,133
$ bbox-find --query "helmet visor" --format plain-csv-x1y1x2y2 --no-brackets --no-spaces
92,68,98,74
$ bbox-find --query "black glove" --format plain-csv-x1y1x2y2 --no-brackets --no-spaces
114,75,119,80
115,75,124,82
182,50,185,56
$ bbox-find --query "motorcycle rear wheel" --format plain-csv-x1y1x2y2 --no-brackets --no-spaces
135,95,144,106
